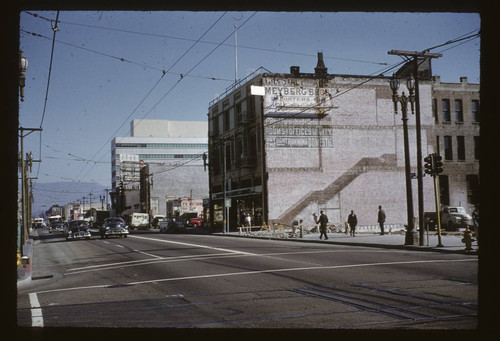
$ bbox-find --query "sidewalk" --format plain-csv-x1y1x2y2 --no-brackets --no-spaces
17,234,33,286
220,229,479,255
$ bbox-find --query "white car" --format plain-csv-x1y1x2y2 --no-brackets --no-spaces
441,206,473,231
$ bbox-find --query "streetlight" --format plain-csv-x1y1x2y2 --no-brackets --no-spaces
390,74,418,245
19,50,28,102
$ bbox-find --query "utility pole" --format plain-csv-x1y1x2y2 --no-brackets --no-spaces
105,189,109,209
18,127,41,256
223,140,227,234
388,50,441,246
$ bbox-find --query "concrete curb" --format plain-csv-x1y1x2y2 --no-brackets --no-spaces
215,233,478,255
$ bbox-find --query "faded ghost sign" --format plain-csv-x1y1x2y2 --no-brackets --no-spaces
265,119,334,149
263,77,335,149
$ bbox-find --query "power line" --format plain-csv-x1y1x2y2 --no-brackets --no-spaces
71,12,244,187
20,29,234,82
25,11,389,67
34,11,60,188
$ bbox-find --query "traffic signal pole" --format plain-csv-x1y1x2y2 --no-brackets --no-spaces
433,172,444,247
425,153,444,247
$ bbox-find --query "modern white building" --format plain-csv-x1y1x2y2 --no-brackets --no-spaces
111,119,208,216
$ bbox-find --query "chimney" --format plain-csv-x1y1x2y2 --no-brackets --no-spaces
315,52,328,77
460,77,468,84
290,66,300,76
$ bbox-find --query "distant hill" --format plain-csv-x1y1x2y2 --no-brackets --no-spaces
31,182,109,217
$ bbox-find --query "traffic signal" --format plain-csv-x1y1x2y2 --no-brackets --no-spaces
433,154,443,174
424,154,434,175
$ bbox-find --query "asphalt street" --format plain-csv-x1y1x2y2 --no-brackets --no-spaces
17,228,478,331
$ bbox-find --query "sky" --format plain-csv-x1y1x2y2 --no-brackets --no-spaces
18,10,481,204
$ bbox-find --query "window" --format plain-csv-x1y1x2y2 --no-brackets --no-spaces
235,102,242,124
225,143,231,171
455,99,463,123
212,117,219,136
439,175,450,206
442,99,450,122
223,110,230,132
457,136,465,161
444,136,452,160
472,100,480,122
466,175,479,205
433,99,438,122
436,136,440,156
474,136,480,160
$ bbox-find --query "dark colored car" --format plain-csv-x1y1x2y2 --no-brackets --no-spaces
159,218,185,233
100,217,129,239
65,220,91,241
49,221,66,233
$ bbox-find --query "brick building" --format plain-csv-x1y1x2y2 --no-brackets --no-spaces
431,76,480,211
207,54,443,232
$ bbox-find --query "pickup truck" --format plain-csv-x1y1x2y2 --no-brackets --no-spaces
440,206,473,231
189,217,203,227
424,206,473,231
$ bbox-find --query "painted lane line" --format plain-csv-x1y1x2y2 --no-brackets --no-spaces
35,258,475,295
128,234,256,256
66,252,231,272
66,253,234,275
133,249,163,259
115,244,124,248
29,293,44,327
126,258,477,287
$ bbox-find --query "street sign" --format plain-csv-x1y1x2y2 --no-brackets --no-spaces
225,198,231,208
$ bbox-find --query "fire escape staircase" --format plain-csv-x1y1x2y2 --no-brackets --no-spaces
277,154,397,224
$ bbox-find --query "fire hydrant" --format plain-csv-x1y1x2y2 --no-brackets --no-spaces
461,226,475,251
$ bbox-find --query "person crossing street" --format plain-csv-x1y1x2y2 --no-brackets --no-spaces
317,210,329,240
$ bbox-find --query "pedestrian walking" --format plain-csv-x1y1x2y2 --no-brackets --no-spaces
378,205,386,235
245,212,252,228
312,213,319,233
348,210,358,236
317,210,329,240
472,205,479,244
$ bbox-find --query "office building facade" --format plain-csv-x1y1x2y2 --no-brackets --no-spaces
111,119,208,216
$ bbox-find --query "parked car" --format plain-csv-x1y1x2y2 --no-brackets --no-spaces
159,218,185,233
65,220,91,241
100,217,129,239
151,215,165,229
441,206,473,231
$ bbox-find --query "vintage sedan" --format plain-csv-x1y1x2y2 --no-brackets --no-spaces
159,218,186,233
100,217,129,238
49,221,66,233
65,220,92,241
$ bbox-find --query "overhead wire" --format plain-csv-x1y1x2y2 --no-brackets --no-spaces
58,11,238,201
77,12,232,174
25,11,389,67
20,29,234,82
77,12,259,190
32,11,60,189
